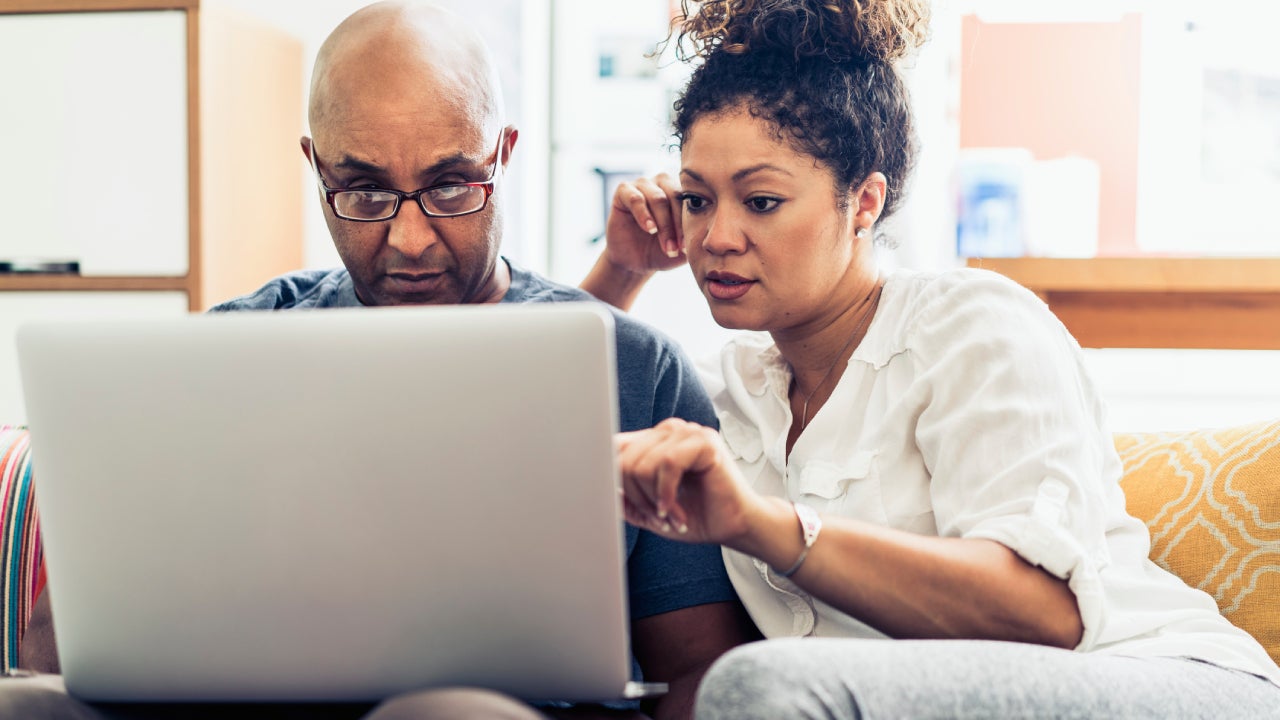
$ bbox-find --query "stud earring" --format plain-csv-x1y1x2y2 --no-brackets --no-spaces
855,227,870,240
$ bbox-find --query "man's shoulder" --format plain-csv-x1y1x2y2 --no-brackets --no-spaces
502,262,596,305
208,268,358,312
504,262,675,353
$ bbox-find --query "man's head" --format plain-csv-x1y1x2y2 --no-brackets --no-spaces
303,1,517,306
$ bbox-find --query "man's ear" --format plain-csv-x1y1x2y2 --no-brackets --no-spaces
300,136,314,165
501,126,518,168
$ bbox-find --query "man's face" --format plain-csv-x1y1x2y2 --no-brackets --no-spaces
305,87,513,306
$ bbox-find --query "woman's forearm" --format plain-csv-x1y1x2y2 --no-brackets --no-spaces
580,252,654,312
734,500,1084,648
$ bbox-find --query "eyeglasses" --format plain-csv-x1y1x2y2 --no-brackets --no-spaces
309,131,504,222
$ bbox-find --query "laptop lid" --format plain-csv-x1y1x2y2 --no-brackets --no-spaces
17,302,650,703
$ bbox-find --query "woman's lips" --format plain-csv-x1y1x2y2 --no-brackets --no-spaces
705,271,755,301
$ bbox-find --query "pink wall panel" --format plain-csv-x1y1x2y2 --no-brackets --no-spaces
959,14,1142,255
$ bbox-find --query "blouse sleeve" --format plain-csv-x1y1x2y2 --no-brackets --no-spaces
906,271,1119,650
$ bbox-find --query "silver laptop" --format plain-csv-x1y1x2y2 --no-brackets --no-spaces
16,302,662,703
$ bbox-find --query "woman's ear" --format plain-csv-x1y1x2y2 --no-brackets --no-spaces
852,172,888,232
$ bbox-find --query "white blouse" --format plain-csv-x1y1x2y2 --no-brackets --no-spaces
699,268,1279,684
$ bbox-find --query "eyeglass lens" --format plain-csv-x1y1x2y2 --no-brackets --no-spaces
332,183,488,220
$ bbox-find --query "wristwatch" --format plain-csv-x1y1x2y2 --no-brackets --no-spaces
777,502,822,578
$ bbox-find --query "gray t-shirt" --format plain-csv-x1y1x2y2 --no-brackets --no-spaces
210,259,737,620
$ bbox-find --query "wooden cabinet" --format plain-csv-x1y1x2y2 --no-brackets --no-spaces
968,258,1280,350
0,0,305,420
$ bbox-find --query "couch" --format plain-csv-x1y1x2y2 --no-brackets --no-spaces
1,425,40,673
2,420,1278,673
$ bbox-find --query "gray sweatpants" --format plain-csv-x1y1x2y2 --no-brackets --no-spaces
694,638,1280,720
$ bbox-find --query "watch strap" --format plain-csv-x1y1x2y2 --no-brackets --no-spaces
777,502,822,578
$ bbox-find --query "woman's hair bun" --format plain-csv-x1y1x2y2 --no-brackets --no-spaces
671,0,930,64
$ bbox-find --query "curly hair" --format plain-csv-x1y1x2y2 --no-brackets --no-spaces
669,0,930,219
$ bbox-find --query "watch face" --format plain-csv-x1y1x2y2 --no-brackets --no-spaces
795,502,822,547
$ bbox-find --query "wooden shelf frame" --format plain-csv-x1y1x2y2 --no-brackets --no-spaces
0,276,189,293
0,1,195,13
968,258,1280,350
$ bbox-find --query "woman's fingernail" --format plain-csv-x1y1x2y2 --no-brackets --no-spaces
677,522,689,534
646,221,658,234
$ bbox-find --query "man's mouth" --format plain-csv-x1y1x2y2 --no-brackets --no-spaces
385,271,448,294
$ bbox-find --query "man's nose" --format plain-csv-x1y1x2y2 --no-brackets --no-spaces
386,199,441,258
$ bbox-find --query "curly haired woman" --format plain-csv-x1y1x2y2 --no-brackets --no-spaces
582,1,1280,717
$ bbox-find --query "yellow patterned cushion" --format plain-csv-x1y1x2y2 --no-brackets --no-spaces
1115,419,1280,665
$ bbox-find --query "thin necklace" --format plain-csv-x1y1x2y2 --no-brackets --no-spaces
797,283,882,431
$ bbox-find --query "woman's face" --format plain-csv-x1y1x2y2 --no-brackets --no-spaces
678,108,874,334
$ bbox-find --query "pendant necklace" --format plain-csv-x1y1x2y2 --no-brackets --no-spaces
797,283,883,431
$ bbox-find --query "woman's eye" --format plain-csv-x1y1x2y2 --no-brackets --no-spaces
678,193,708,212
746,197,781,213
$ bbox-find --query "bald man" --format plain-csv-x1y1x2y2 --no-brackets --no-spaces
0,3,755,719
271,0,514,309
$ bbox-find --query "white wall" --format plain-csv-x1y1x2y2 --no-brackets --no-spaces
1084,349,1280,433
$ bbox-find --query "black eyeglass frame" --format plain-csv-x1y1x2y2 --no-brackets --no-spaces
308,130,504,222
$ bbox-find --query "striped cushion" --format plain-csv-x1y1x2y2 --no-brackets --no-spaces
1,425,42,673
